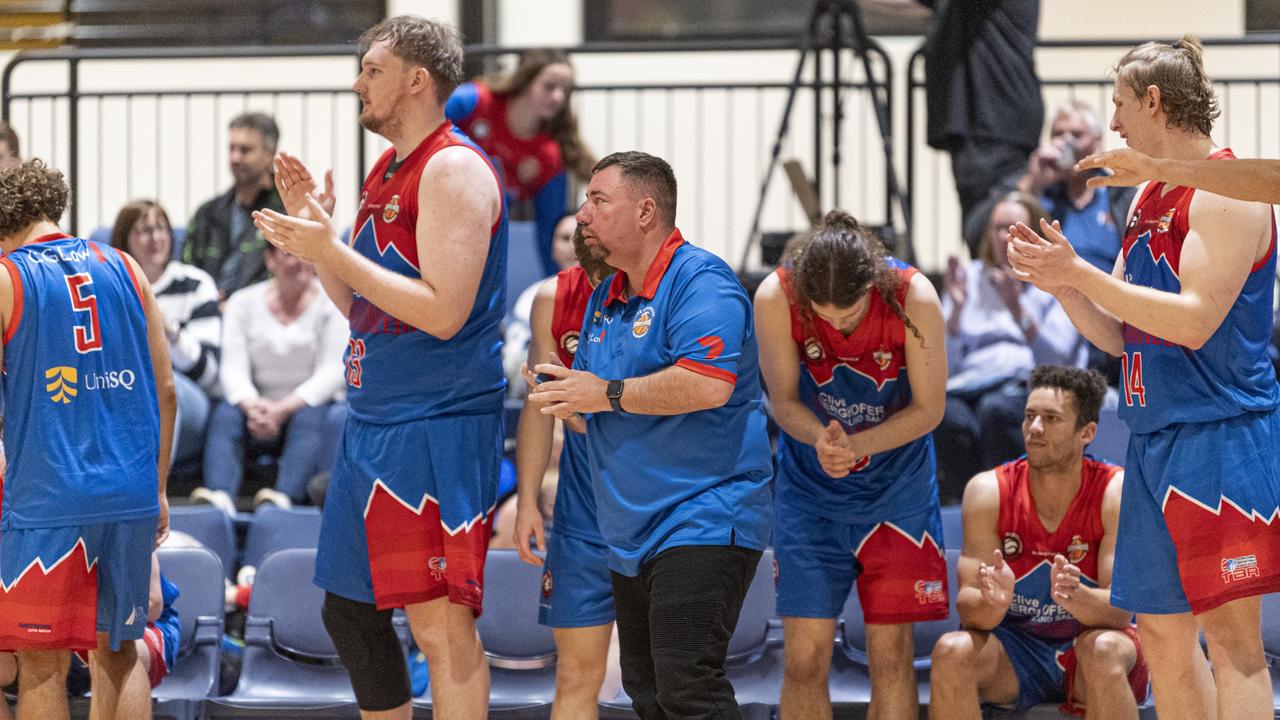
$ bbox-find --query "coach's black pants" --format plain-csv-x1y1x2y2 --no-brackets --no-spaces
611,544,762,720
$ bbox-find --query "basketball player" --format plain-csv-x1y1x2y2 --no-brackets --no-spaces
1009,36,1280,720
252,15,506,720
0,158,176,720
512,223,614,718
930,366,1147,719
753,210,948,720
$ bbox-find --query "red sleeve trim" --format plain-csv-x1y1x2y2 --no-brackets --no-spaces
1,257,23,345
112,247,145,309
676,357,736,385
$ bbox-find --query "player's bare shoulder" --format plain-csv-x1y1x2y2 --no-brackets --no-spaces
421,144,502,219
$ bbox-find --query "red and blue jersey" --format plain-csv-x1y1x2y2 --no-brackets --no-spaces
1118,148,1279,434
773,261,938,522
346,121,508,423
549,265,600,544
996,456,1117,641
447,81,570,276
573,230,773,576
0,234,160,529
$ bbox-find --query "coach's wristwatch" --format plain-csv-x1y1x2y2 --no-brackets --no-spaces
606,379,625,412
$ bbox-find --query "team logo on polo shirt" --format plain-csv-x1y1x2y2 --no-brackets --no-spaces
804,338,823,361
1067,535,1089,564
383,194,400,223
1156,208,1174,234
1002,532,1022,560
560,330,579,356
541,569,554,598
633,307,654,338
872,348,892,371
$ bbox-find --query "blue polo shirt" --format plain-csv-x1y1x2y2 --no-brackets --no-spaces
574,229,773,577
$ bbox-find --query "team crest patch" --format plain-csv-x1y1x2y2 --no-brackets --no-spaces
872,348,892,371
560,330,580,356
804,338,823,361
914,579,945,605
471,119,491,140
541,569,554,598
1156,209,1174,233
1067,535,1089,564
632,307,654,338
1002,532,1022,560
383,194,400,223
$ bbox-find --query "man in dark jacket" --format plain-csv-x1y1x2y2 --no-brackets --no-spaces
184,112,284,299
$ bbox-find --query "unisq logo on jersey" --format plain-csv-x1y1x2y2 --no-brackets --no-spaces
44,365,136,404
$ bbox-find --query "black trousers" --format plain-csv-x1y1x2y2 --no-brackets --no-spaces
611,544,762,720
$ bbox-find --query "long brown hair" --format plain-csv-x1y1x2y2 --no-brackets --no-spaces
490,48,596,181
110,199,172,252
788,210,918,339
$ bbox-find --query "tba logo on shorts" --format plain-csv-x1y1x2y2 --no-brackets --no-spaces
541,569,553,598
914,579,945,605
1221,555,1260,584
1002,532,1022,560
428,556,447,581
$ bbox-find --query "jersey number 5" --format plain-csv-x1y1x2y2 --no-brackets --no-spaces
345,338,365,387
1121,351,1146,407
66,273,102,354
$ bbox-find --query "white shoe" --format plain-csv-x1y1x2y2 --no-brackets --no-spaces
190,487,237,516
253,487,292,511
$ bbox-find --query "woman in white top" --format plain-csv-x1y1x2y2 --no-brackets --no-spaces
110,200,221,468
934,191,1086,500
200,244,348,511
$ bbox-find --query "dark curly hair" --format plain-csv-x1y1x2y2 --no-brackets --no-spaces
0,158,68,239
1029,365,1107,428
788,210,918,339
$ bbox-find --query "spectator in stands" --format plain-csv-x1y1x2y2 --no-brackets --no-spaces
934,192,1085,502
111,199,221,469
930,366,1147,719
0,121,19,170
0,553,181,720
194,244,347,514
913,0,1043,252
502,211,581,396
447,48,595,277
183,112,284,300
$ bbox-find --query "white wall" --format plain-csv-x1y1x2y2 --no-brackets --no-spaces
0,0,1268,272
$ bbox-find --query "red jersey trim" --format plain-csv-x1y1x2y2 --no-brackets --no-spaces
676,357,736,385
111,247,146,310
605,228,686,305
1,257,22,345
31,232,73,245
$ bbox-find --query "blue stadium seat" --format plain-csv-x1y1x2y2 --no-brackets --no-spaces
87,225,111,245
1090,403,1130,466
600,549,779,720
205,548,357,718
154,546,226,720
414,549,556,717
941,504,963,550
241,506,323,570
506,220,545,317
169,505,236,580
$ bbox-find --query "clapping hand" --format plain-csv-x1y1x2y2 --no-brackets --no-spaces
978,549,1016,609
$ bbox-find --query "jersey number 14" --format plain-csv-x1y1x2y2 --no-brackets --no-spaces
1121,351,1147,407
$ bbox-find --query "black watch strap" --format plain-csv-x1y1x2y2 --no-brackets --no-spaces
606,379,625,412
